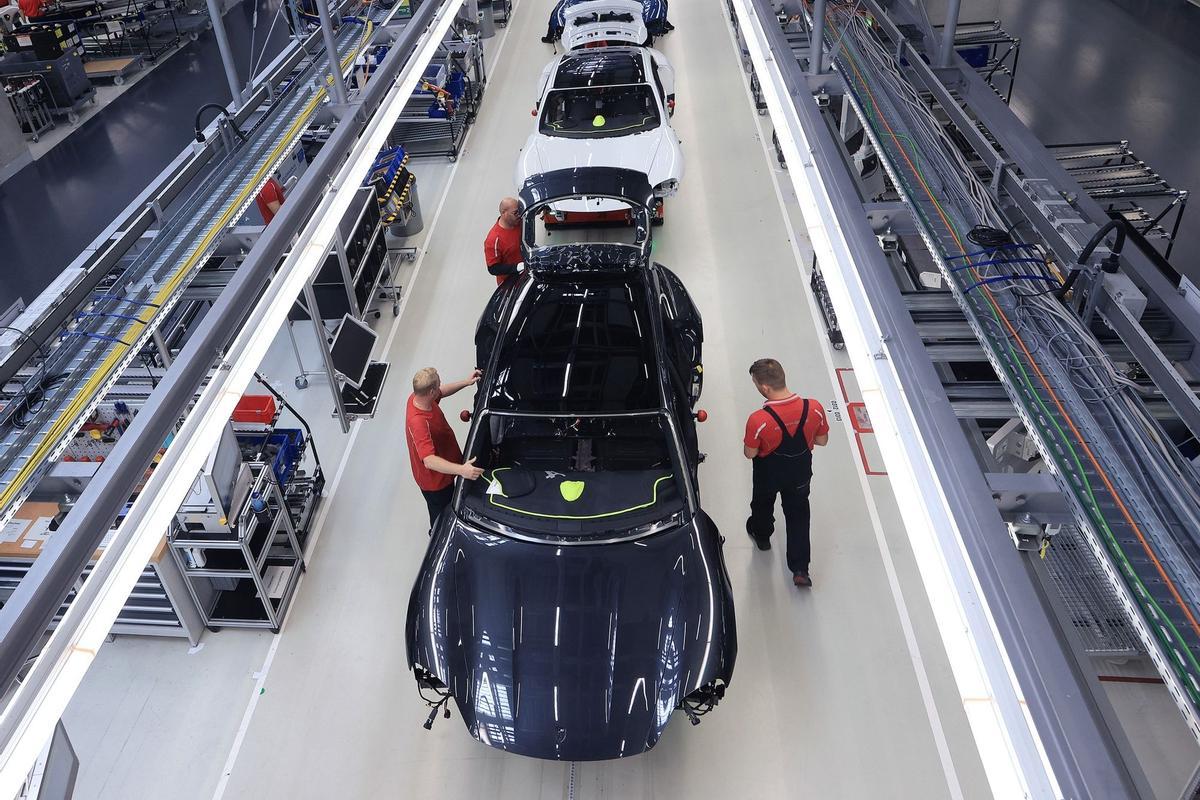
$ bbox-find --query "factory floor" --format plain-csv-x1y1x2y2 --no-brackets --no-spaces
0,0,291,314
54,1,1200,799
62,0,998,797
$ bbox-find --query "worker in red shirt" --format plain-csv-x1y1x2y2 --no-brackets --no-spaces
743,358,829,588
483,197,525,285
406,366,485,529
255,176,286,225
18,0,51,18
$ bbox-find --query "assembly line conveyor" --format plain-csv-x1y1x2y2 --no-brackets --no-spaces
0,9,383,532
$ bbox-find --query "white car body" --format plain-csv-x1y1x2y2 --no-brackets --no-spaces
516,47,681,216
560,0,647,49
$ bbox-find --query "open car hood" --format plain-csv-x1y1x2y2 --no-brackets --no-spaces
406,515,737,760
518,132,680,202
561,0,648,49
518,166,655,212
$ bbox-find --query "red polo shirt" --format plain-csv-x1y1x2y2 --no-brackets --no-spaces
483,219,522,286
406,394,463,492
256,178,286,224
744,395,829,457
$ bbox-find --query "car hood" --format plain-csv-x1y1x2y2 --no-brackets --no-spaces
517,127,682,198
406,514,736,761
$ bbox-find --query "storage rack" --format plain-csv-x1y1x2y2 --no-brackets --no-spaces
935,20,1021,104
385,34,484,160
287,185,398,323
51,0,188,62
1047,140,1189,261
0,540,204,644
168,463,304,633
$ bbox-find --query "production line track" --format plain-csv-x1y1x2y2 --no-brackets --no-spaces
815,2,1200,737
0,14,378,528
209,0,992,797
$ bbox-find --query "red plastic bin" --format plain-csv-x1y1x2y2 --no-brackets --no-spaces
232,395,277,424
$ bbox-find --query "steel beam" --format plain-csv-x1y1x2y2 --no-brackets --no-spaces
1097,286,1200,446
205,0,244,109
315,0,349,106
937,0,962,68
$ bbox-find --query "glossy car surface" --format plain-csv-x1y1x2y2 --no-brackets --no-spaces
406,169,736,761
549,0,671,41
516,48,680,218
558,0,648,50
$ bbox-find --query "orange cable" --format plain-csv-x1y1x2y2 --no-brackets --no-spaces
834,18,1200,642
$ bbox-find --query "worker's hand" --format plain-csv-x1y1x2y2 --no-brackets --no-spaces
459,458,484,480
468,368,483,384
516,262,526,274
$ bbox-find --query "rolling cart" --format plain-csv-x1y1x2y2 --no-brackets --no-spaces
3,76,54,141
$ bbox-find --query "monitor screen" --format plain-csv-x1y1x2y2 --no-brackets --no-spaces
330,314,377,389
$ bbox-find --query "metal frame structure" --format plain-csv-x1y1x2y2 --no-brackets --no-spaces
731,0,1200,796
0,0,465,790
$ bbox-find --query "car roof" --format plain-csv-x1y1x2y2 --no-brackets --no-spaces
486,274,664,414
553,48,647,89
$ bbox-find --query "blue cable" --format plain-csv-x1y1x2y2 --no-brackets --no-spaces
945,242,1037,260
963,274,1060,294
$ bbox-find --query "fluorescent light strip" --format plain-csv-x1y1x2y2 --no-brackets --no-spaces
0,3,464,793
727,1,1060,797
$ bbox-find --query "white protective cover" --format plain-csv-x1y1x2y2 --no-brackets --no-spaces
561,0,648,50
517,48,683,214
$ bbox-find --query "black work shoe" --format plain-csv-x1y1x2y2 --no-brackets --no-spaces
540,35,555,43
746,517,771,551
793,572,812,588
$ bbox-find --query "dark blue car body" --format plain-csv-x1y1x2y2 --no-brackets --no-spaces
405,169,735,761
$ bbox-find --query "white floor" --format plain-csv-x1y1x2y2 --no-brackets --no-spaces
56,0,1191,798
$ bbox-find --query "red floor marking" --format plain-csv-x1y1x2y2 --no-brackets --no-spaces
833,369,886,476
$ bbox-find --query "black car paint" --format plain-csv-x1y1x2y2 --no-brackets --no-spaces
406,168,735,760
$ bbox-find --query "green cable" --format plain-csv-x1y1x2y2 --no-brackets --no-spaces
837,34,1200,697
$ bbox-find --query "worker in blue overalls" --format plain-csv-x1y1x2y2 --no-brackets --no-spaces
743,358,829,588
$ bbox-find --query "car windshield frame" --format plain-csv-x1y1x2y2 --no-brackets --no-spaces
455,408,694,543
539,83,661,139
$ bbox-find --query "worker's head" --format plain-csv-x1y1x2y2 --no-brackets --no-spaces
749,358,787,397
498,197,521,228
412,367,442,400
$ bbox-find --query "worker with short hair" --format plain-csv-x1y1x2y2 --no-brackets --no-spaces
483,197,524,285
743,358,829,587
406,366,484,528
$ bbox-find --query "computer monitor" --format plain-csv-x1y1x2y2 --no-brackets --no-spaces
330,314,377,389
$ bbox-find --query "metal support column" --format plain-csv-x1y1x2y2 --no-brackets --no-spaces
938,0,962,68
151,329,173,368
204,0,244,109
809,0,826,75
315,0,349,106
302,282,352,433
